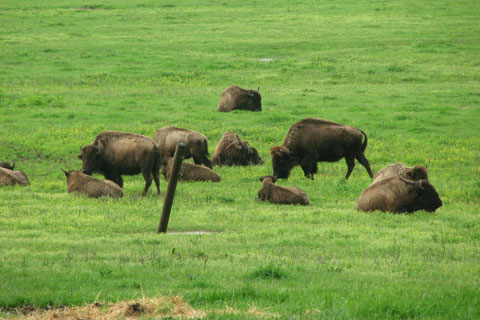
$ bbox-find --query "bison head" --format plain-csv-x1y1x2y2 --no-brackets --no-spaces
270,146,295,179
415,179,442,212
0,161,15,170
260,175,278,183
246,89,262,111
78,145,102,175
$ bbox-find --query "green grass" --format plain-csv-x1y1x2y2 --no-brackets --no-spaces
1,0,479,318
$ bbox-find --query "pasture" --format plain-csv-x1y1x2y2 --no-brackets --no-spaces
0,0,479,318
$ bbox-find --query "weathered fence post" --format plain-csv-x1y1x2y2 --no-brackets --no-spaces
158,142,186,233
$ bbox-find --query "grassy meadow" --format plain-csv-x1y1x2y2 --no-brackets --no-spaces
1,0,479,318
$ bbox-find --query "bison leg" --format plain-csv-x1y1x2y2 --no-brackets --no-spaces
345,157,355,180
141,172,153,197
355,153,374,178
106,173,123,188
301,156,317,180
152,168,161,196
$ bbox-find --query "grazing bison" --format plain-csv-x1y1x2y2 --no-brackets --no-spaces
153,126,212,169
212,132,264,166
79,131,161,196
257,175,309,205
357,176,442,213
63,170,123,198
218,85,262,112
372,163,428,184
270,118,374,180
0,161,15,170
161,159,221,182
0,167,30,186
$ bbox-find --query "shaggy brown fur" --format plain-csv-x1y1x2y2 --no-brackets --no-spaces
217,85,262,112
357,176,442,213
63,170,123,198
212,132,263,166
270,118,373,180
0,167,30,186
161,159,221,182
257,175,309,205
153,126,212,169
372,163,428,184
79,131,161,196
0,161,14,170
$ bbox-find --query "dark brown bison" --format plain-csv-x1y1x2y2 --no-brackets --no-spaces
357,176,442,213
270,118,374,180
212,132,263,166
79,131,161,196
0,161,15,170
218,85,262,112
161,159,221,182
0,167,30,186
153,126,212,169
63,170,123,198
257,175,309,205
372,163,428,184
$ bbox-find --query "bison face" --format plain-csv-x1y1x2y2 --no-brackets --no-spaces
246,90,262,111
270,146,294,179
416,180,442,212
79,145,101,175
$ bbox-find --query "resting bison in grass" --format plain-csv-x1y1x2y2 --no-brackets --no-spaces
0,161,15,170
357,177,442,213
153,126,212,169
218,85,262,112
270,118,374,180
257,175,309,205
161,158,221,182
212,132,263,166
0,167,30,186
79,131,161,197
372,163,428,184
63,170,123,198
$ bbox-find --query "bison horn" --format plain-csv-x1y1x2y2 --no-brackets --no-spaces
61,168,69,177
419,180,425,190
11,160,15,170
79,145,83,152
257,86,260,92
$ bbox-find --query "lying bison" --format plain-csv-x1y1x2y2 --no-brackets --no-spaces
212,132,263,166
79,131,161,196
63,170,123,198
372,163,428,184
161,159,221,182
0,167,30,186
270,118,374,180
218,85,262,112
357,177,442,213
257,175,309,205
0,161,15,170
153,126,212,169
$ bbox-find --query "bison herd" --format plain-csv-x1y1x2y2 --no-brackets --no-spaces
0,85,443,214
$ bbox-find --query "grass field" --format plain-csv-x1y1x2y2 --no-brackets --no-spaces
1,0,479,318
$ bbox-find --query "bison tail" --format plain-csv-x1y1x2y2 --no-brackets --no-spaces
360,130,368,152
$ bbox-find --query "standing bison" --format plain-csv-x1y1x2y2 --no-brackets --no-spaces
153,126,212,169
79,131,161,197
257,175,310,205
270,118,374,180
372,163,428,184
63,170,123,198
217,86,262,112
212,132,263,166
357,176,442,213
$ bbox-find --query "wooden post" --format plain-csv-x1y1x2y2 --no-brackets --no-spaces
158,142,186,233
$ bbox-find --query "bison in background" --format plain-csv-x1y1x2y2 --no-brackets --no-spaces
212,132,263,166
372,163,428,184
79,131,161,197
161,158,221,182
153,126,212,169
357,176,442,213
257,175,309,205
63,170,123,198
271,118,374,180
0,161,15,170
0,167,30,187
218,85,262,112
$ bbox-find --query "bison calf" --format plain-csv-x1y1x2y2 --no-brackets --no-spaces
357,176,442,213
257,175,309,205
212,132,263,166
0,167,30,187
372,163,428,184
161,159,221,182
0,161,15,170
218,85,262,112
153,126,212,169
63,170,123,198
